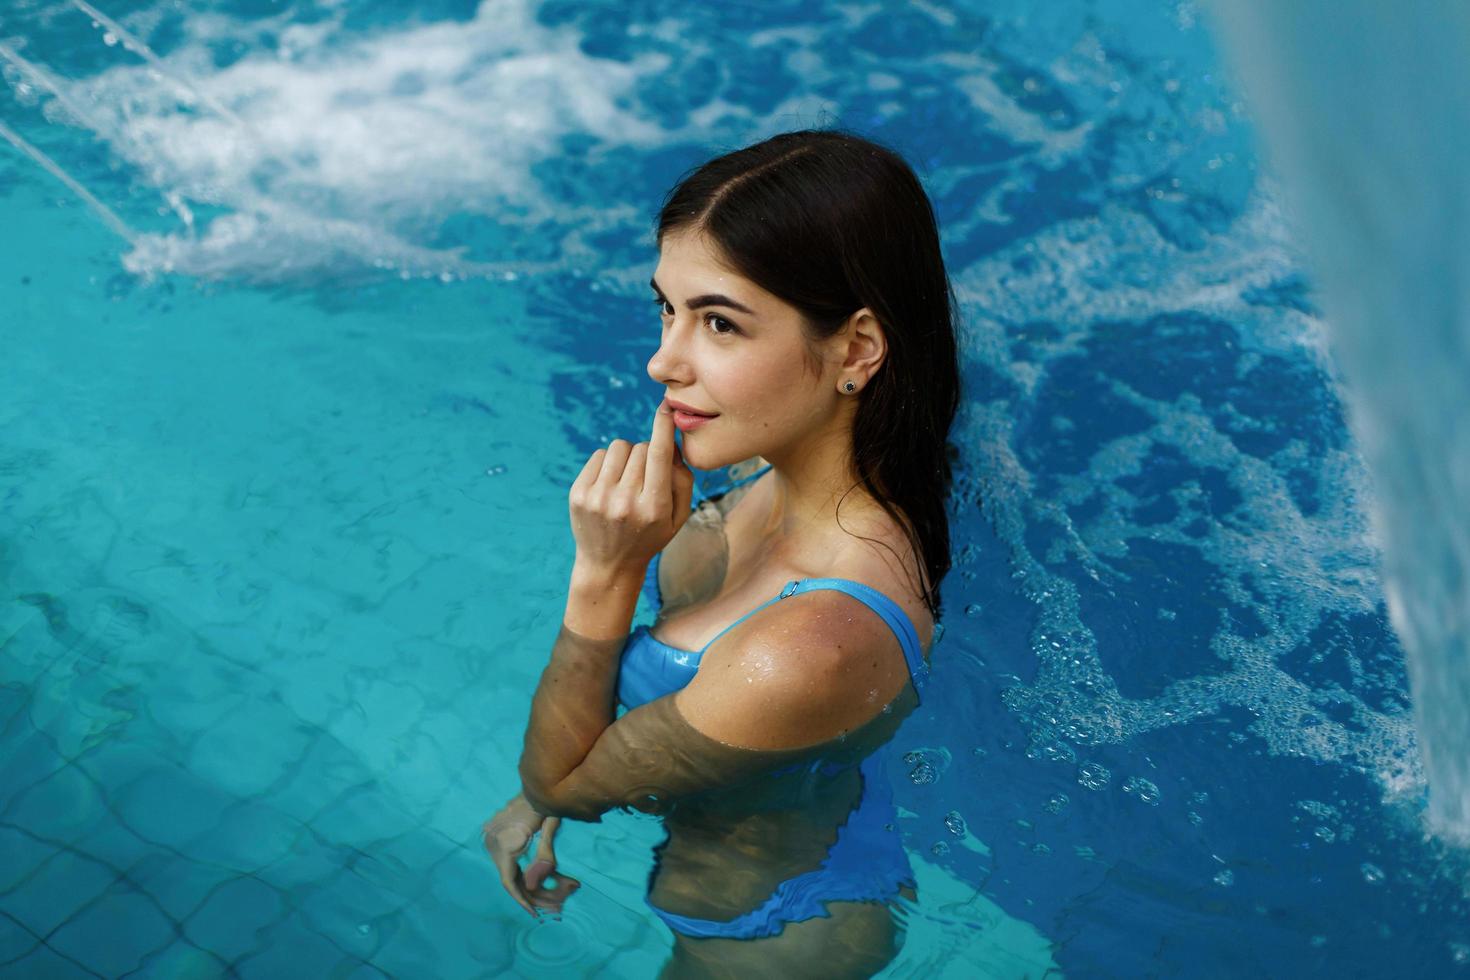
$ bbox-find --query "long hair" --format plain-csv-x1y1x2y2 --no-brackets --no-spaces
656,129,961,618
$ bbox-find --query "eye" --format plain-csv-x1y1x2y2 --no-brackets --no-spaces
704,313,739,336
653,297,674,317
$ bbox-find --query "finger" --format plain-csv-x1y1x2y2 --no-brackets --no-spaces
597,440,633,488
525,816,561,891
528,872,583,912
493,852,538,918
525,857,555,892
670,440,693,517
619,443,648,493
643,401,675,502
536,817,562,864
571,448,607,495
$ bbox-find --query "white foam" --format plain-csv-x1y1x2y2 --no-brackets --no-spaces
23,0,670,281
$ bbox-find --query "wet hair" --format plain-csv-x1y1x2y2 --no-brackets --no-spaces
656,129,960,619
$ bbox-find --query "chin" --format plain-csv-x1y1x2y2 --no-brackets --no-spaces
679,435,745,472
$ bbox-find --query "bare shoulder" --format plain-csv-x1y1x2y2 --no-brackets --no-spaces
674,588,913,751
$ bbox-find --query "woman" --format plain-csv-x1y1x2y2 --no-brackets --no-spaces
483,129,960,978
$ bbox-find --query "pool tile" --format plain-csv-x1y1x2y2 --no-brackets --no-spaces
187,697,315,799
2,941,96,978
6,764,107,845
181,875,286,963
0,909,40,962
0,849,116,938
115,763,236,850
0,824,56,894
235,914,362,978
127,852,239,923
46,884,175,977
184,801,304,874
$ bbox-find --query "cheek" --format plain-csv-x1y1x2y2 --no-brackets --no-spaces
715,349,812,418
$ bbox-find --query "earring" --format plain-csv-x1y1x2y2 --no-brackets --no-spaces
843,380,856,393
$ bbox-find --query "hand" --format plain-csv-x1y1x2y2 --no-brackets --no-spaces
482,794,582,918
569,401,694,574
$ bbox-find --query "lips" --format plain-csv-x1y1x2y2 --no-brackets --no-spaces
665,399,717,418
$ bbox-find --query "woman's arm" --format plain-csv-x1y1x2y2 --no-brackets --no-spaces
516,561,645,821
518,586,913,821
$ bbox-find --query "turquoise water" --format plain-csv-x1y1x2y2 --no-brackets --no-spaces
2,0,1467,976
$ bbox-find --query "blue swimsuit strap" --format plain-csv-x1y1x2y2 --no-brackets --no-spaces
692,577,928,699
690,463,773,510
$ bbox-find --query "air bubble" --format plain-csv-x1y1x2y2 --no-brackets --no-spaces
909,762,938,785
1043,793,1069,814
1122,776,1161,805
1213,869,1234,887
944,810,967,836
931,841,950,856
1361,862,1385,884
1077,762,1111,791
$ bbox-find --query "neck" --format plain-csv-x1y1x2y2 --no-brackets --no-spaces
757,403,880,552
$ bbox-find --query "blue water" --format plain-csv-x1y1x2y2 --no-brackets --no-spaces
2,0,1465,976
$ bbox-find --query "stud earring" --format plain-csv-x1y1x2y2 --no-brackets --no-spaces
843,380,856,392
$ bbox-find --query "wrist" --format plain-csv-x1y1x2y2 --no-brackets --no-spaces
564,559,646,639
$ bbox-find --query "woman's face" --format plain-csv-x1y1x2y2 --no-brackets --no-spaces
646,229,838,470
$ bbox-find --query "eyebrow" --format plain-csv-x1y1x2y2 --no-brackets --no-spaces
649,277,756,316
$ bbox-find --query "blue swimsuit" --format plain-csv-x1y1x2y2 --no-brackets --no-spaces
617,464,931,940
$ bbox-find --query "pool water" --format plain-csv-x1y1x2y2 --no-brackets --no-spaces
2,0,1466,976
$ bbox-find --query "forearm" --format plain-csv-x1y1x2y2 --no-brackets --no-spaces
518,561,644,815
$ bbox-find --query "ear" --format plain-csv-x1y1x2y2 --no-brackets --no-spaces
836,308,887,389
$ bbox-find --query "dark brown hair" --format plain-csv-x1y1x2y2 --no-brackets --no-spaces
656,129,961,618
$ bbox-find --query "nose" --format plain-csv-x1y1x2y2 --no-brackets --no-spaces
646,322,692,386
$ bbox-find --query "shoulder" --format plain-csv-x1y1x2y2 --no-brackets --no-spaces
674,587,912,751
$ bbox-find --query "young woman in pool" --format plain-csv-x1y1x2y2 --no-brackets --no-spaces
483,128,960,978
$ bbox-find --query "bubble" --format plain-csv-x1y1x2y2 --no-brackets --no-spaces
1032,842,1051,854
1077,762,1111,791
1313,826,1336,844
1187,811,1204,826
1028,739,1078,765
944,810,967,836
966,603,983,616
1122,776,1161,805
909,762,938,785
1190,791,1210,806
1451,942,1470,965
1361,862,1385,884
1043,793,1070,814
485,464,507,476
931,841,950,856
1213,869,1234,887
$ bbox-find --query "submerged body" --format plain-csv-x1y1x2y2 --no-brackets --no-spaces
620,462,933,977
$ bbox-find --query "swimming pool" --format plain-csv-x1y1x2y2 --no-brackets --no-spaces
2,0,1464,976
